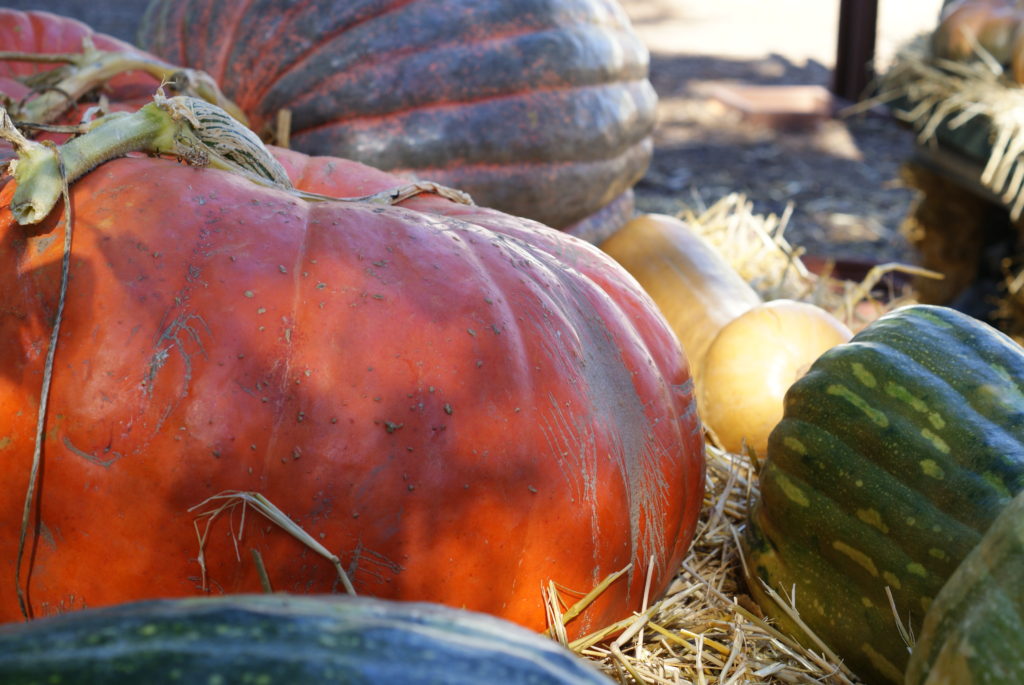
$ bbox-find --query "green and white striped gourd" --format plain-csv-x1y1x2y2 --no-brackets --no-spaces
0,594,610,684
743,305,1024,684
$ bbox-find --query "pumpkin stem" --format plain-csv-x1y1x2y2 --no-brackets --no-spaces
0,37,247,125
3,90,292,225
5,93,473,226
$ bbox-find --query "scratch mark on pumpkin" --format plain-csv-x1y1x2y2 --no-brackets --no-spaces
144,311,211,439
345,540,403,588
62,435,124,468
147,311,210,399
539,392,601,576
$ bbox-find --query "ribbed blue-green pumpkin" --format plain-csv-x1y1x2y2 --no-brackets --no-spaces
0,594,611,684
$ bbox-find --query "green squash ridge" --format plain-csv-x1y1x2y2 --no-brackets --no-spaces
0,596,608,684
782,342,1024,531
744,506,912,683
766,419,980,579
858,306,1024,427
756,453,952,611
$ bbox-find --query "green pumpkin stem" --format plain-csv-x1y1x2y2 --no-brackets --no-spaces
3,92,473,227
2,90,299,224
0,37,247,125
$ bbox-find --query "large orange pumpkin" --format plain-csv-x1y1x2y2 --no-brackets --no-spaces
137,0,656,240
0,99,704,635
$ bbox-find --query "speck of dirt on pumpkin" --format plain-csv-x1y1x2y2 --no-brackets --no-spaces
244,290,254,298
278,265,287,274
444,403,453,415
467,328,476,337
528,485,538,494
384,421,403,434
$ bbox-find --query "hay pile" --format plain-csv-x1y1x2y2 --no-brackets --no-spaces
684,193,928,331
562,445,859,684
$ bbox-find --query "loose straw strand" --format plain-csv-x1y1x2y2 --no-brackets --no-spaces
15,145,73,620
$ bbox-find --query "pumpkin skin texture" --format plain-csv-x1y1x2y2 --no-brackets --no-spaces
0,594,611,684
743,305,1024,684
0,144,705,637
904,488,1024,685
137,0,656,238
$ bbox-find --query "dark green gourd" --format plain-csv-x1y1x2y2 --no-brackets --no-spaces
905,487,1024,685
0,594,610,684
743,305,1024,684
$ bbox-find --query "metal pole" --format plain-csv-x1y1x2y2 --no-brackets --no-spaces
833,0,879,101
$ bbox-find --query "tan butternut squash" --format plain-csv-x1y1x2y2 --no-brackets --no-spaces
601,214,851,456
599,213,761,386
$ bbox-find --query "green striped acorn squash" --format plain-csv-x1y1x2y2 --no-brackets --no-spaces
905,486,1024,685
0,594,610,684
742,304,1024,684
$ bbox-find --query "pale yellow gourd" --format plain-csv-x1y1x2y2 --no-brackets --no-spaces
698,299,852,456
601,214,852,457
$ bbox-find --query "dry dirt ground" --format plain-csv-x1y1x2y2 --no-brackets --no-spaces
621,0,945,266
19,0,944,266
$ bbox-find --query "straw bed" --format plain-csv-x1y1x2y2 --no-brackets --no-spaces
567,445,860,685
